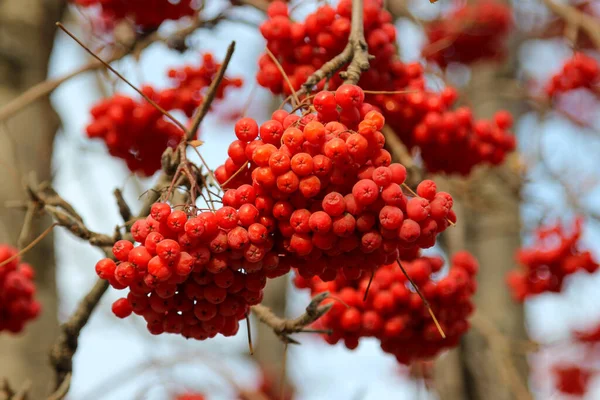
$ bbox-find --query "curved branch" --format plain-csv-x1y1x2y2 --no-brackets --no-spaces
542,0,600,49
251,292,332,344
301,0,370,92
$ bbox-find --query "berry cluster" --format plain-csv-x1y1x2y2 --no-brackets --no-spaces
175,395,205,400
0,245,41,334
215,85,456,281
166,53,244,117
256,1,516,175
96,201,289,340
294,251,478,364
86,55,242,176
73,0,198,30
257,0,396,95
546,53,600,97
422,1,512,68
552,365,593,397
506,218,599,302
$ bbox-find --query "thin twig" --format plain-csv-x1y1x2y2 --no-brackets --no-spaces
187,41,237,141
0,15,224,122
46,373,71,400
56,23,187,133
113,188,132,223
396,259,445,339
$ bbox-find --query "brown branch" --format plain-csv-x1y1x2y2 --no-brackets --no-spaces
232,0,270,13
113,188,132,223
187,41,236,141
542,0,600,49
340,0,370,85
46,374,71,400
49,279,110,391
301,0,370,92
251,292,332,344
381,124,423,186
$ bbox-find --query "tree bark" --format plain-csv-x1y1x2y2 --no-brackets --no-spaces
434,64,529,399
0,1,65,398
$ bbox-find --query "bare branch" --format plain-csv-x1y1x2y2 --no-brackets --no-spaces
49,279,110,390
187,41,236,141
113,188,132,223
251,292,332,344
542,0,600,49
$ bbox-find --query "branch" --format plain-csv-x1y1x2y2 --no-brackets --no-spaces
232,0,270,13
49,279,110,390
542,0,600,49
187,41,236,140
340,0,370,85
113,188,132,223
301,0,370,91
381,124,423,186
251,292,332,344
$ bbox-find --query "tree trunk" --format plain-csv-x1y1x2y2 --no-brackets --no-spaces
0,1,65,398
434,62,529,399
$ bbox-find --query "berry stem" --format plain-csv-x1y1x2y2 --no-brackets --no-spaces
396,259,446,339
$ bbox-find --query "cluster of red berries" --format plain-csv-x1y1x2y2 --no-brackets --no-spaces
172,366,292,399
73,0,198,30
422,1,512,68
546,52,600,97
175,395,205,400
552,365,594,397
166,53,244,117
256,1,516,175
294,251,478,364
95,201,289,340
257,0,395,95
86,55,242,176
0,245,41,334
506,218,599,302
215,84,456,281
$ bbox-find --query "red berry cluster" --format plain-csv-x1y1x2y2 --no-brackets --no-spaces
422,1,512,68
0,245,41,334
215,85,456,282
166,53,244,117
174,395,205,400
546,52,600,97
256,1,516,175
552,365,594,397
86,55,242,176
96,202,289,340
257,0,395,95
294,251,478,364
73,0,198,30
506,218,599,302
